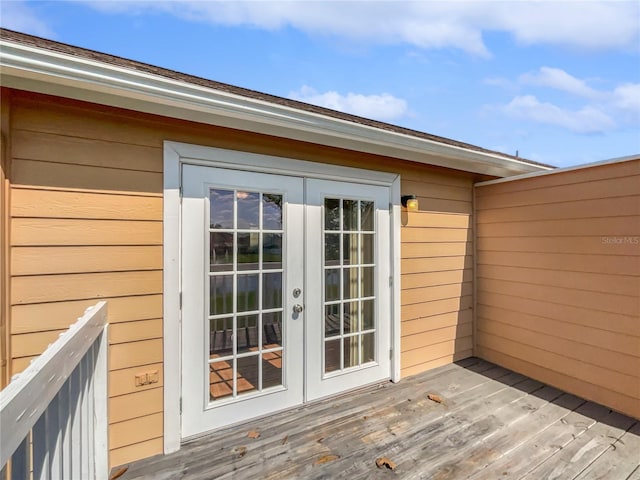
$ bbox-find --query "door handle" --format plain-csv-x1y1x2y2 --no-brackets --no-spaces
293,304,304,313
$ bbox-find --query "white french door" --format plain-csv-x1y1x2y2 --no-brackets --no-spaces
305,179,391,401
181,165,305,438
181,164,391,438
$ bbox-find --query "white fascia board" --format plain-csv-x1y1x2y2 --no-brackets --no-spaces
0,40,551,177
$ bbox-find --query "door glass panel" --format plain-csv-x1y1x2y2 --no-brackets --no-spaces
210,232,233,272
209,361,233,400
262,353,282,389
324,198,340,230
238,233,259,271
237,191,260,229
237,274,259,312
324,234,340,266
324,339,341,373
343,200,358,231
325,304,340,337
237,355,259,394
210,276,233,315
263,233,282,270
263,272,282,310
263,312,283,348
208,188,286,402
210,189,234,229
322,197,377,375
360,201,374,231
263,194,283,230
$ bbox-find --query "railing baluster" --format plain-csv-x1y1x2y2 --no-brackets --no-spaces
87,343,96,479
59,376,71,479
69,364,82,479
9,437,28,480
33,410,48,480
47,394,62,479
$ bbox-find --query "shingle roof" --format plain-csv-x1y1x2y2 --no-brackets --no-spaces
0,28,552,169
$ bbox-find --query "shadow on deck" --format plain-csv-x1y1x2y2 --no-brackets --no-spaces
116,358,640,480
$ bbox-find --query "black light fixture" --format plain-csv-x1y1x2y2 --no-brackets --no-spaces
401,194,419,211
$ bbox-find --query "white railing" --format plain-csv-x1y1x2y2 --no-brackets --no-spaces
0,302,108,480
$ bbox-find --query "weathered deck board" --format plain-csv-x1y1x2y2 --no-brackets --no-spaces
117,359,639,480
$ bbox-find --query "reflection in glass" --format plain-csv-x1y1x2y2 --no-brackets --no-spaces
343,200,358,231
325,304,340,337
362,332,375,364
210,189,234,229
210,232,233,272
263,312,283,348
237,274,259,312
362,267,374,297
209,361,233,400
343,336,358,368
325,269,340,302
362,299,375,331
325,339,340,373
209,317,233,358
262,353,282,389
324,234,340,266
343,234,358,265
237,355,259,395
343,267,359,300
237,233,259,271
263,194,283,230
237,191,260,229
237,315,258,354
362,234,374,265
360,201,374,231
263,233,282,269
263,272,282,309
325,198,340,230
343,301,359,333
210,275,233,315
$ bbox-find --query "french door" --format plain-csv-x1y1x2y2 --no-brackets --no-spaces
181,164,390,438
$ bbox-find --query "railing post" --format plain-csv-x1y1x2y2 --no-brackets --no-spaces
93,327,109,479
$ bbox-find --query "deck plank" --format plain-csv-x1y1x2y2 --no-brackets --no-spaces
117,360,640,480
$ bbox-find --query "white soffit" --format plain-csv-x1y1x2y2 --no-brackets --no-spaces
0,39,551,177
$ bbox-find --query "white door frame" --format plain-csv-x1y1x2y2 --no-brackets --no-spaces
163,141,401,454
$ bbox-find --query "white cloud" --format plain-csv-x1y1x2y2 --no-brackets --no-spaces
80,1,640,56
289,86,409,121
502,95,615,134
0,1,53,37
612,83,640,116
519,67,600,99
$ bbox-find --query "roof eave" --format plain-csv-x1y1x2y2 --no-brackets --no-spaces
0,39,551,177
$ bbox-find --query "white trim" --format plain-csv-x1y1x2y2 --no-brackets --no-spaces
163,141,402,451
162,145,182,454
475,154,639,187
1,39,550,178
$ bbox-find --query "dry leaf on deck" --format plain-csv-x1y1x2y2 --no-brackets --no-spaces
427,393,444,404
232,446,247,458
109,467,129,480
314,454,340,465
281,435,289,445
375,457,397,470
247,430,261,439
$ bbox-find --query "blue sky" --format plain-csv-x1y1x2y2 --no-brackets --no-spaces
2,1,639,167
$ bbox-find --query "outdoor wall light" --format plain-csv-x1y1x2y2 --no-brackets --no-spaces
401,195,419,212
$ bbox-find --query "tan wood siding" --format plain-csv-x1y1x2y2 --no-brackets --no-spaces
6,89,476,466
475,159,640,419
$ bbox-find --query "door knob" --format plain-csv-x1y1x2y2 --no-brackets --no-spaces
293,304,304,313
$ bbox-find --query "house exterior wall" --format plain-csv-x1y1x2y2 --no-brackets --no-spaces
3,88,474,466
475,158,640,419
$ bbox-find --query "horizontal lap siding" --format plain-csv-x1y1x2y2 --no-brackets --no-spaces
9,93,165,468
475,159,640,419
399,178,474,378
7,90,477,466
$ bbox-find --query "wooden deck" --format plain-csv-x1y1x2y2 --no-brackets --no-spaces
116,358,640,479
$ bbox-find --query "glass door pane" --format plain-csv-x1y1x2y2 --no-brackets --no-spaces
208,188,285,402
